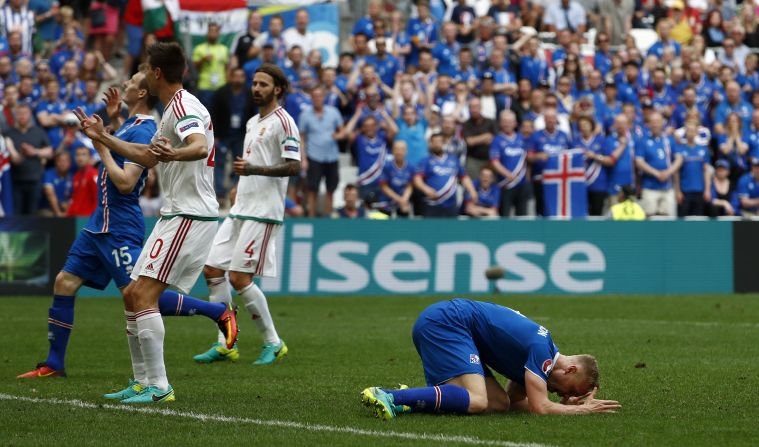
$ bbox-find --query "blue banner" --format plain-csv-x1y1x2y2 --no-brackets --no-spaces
75,218,733,297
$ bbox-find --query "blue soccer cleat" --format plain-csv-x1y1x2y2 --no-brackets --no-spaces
193,342,239,363
103,379,144,400
253,340,288,365
361,386,396,420
120,385,175,404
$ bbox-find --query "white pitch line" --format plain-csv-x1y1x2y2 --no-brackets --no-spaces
0,393,553,447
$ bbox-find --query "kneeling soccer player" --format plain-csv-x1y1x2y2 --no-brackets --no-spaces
361,299,621,418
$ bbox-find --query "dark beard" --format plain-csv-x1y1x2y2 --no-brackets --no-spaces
253,90,276,106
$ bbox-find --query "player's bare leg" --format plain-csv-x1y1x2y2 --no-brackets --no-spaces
229,270,287,365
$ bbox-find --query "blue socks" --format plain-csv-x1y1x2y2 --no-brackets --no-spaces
158,290,226,320
387,385,471,414
45,295,75,371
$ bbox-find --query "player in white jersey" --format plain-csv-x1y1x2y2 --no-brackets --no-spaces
75,42,237,403
195,63,301,365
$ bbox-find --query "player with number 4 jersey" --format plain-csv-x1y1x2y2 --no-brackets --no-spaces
197,64,301,366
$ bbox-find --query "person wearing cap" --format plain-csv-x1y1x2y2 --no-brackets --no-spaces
669,0,692,44
709,159,738,217
609,185,645,220
674,121,711,216
635,112,681,217
600,79,622,132
736,157,759,217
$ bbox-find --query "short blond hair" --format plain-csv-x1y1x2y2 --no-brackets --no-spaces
577,354,600,389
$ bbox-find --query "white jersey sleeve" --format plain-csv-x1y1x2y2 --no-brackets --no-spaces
276,110,301,162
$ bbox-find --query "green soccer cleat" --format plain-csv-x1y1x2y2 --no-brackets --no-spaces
103,379,144,400
252,340,288,365
193,342,239,363
361,386,396,420
120,385,175,404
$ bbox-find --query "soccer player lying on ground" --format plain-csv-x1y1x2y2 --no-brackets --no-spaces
73,43,234,403
195,64,300,365
361,299,621,418
18,70,238,383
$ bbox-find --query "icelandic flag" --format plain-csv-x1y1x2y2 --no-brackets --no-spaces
542,149,587,218
0,137,13,217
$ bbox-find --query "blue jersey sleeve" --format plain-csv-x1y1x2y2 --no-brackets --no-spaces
489,137,501,161
525,340,558,384
737,176,750,198
42,168,56,186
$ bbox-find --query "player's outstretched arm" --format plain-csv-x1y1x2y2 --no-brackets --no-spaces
73,108,158,168
524,371,621,415
233,157,300,177
93,139,145,194
149,134,209,162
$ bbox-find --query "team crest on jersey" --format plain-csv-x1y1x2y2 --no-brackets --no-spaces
259,127,266,136
179,122,199,132
542,359,553,374
537,326,548,337
470,354,480,364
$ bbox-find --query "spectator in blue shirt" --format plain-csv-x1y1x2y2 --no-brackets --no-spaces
647,19,681,59
675,122,711,216
717,112,751,186
650,68,676,120
431,22,460,77
714,80,753,136
39,149,72,217
378,140,415,217
617,61,642,108
35,78,68,148
463,166,500,217
300,86,345,217
670,86,708,130
593,32,613,75
366,37,401,89
335,183,367,219
414,133,477,218
351,0,382,40
574,116,609,215
528,108,571,216
605,114,636,198
687,60,716,110
737,158,759,217
406,0,439,67
519,36,549,88
490,110,529,217
635,112,682,217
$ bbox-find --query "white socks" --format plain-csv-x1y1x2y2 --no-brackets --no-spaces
238,283,279,345
124,311,147,387
208,276,232,345
135,309,169,391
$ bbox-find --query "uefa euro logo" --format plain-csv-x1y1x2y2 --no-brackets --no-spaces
469,354,480,364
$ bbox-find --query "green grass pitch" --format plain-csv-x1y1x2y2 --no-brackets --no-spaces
1,294,758,446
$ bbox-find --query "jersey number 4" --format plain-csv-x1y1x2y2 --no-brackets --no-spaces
207,145,216,167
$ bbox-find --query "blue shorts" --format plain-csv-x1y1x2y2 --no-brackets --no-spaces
412,301,487,386
62,230,143,290
125,24,143,57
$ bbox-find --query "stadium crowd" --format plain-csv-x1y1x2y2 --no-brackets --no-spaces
2,0,759,219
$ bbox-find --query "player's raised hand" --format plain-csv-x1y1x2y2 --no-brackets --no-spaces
103,87,122,120
72,108,105,141
233,156,253,176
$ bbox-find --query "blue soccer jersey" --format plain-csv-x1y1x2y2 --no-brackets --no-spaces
574,134,609,192
737,173,759,213
676,143,710,193
416,153,465,208
431,41,460,77
636,134,674,190
605,131,635,194
464,179,500,208
489,132,527,189
412,299,559,387
529,129,570,179
83,115,155,239
355,133,389,187
378,159,415,207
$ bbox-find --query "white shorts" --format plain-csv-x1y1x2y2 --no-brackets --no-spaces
205,217,280,277
640,188,676,217
131,217,218,293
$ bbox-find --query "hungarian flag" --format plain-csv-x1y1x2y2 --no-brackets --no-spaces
542,150,588,218
141,0,179,33
174,0,249,49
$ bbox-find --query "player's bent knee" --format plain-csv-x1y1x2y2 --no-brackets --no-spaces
468,394,489,414
54,271,81,295
228,271,253,291
203,265,225,280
